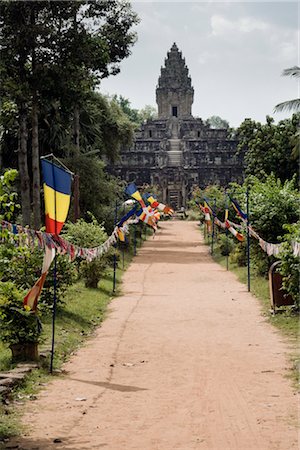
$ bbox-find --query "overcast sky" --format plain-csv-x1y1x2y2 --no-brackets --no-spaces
99,1,299,127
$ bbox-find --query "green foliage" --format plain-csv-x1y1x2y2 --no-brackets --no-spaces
278,223,300,306
0,282,41,344
63,155,125,232
218,233,235,256
229,240,247,267
0,168,20,222
112,95,157,128
237,114,299,181
0,244,76,311
63,218,114,288
205,115,229,129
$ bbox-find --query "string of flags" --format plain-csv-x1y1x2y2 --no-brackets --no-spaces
198,197,300,257
0,159,174,311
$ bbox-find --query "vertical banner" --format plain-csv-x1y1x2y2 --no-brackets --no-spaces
41,158,72,373
41,159,72,234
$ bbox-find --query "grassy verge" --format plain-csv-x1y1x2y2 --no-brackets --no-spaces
204,232,299,386
0,239,143,441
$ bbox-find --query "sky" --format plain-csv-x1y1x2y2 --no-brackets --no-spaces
99,1,299,128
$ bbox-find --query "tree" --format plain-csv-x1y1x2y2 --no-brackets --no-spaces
112,95,157,127
205,116,229,129
0,1,139,227
237,114,299,181
274,66,300,113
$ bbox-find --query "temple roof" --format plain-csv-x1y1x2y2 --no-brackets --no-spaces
157,43,192,90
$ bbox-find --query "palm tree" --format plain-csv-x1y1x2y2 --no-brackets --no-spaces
274,66,300,112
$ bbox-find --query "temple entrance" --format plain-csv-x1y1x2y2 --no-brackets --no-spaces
172,106,178,117
167,188,182,210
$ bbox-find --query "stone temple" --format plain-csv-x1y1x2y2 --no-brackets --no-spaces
109,43,245,209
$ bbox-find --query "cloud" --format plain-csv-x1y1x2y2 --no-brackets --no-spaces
211,14,269,36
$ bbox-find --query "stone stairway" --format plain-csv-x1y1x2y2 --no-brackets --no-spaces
168,139,182,166
168,190,180,210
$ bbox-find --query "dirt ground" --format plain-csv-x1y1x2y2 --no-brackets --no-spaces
8,221,299,450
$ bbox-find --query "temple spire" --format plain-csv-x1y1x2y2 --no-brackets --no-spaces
156,43,194,119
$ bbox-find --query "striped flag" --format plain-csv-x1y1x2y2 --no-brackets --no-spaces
41,159,72,234
23,159,72,311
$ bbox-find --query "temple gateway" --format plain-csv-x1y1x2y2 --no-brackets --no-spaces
109,43,245,209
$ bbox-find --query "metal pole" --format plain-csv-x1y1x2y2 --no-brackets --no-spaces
73,174,80,221
50,157,57,374
50,251,57,374
225,192,229,271
133,223,137,255
122,204,125,270
246,187,251,292
211,198,216,255
113,200,118,293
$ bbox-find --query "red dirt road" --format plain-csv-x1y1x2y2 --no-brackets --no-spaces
9,221,298,449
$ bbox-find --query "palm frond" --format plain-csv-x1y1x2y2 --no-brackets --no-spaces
282,66,300,78
274,98,300,113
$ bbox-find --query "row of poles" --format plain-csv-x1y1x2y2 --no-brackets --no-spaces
206,188,251,293
50,197,146,372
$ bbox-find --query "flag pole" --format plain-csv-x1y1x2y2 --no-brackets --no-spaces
112,200,118,294
134,222,137,256
246,187,251,292
122,203,125,270
225,191,229,271
50,156,57,374
211,198,216,255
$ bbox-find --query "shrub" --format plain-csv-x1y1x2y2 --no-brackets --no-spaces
230,241,247,266
0,244,76,311
218,233,235,256
63,218,114,288
278,223,300,307
0,282,41,345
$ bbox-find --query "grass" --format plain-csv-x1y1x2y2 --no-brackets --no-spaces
0,241,141,441
204,230,299,387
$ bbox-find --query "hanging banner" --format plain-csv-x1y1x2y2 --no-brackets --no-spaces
41,159,72,234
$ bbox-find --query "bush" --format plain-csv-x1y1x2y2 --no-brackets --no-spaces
218,233,235,256
278,223,300,307
0,282,41,345
230,241,247,266
63,218,114,288
0,244,76,311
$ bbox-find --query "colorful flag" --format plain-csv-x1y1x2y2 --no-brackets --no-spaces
23,247,55,311
136,206,157,229
144,193,174,215
125,183,146,209
203,201,212,233
225,220,244,242
229,196,248,221
41,159,72,234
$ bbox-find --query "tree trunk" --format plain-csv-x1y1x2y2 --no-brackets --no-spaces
30,8,41,229
32,95,41,229
18,108,31,226
73,103,80,155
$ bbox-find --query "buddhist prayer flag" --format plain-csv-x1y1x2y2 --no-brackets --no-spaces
23,247,55,311
41,159,72,234
24,159,72,311
230,196,248,221
225,220,244,242
125,183,146,209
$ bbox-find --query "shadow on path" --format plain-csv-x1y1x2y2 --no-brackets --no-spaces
68,378,148,392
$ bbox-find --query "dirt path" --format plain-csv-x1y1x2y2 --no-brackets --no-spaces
9,221,298,450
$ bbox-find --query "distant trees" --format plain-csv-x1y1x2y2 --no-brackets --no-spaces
205,115,229,129
236,114,299,182
112,95,157,128
0,0,139,226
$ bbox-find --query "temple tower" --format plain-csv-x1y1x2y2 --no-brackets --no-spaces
156,43,194,119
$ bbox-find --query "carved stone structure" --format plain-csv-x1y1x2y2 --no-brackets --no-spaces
109,43,245,209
